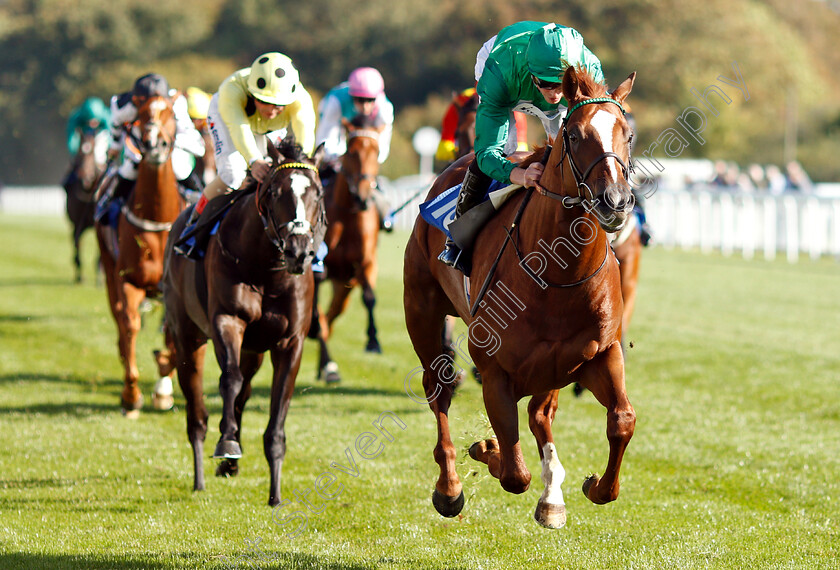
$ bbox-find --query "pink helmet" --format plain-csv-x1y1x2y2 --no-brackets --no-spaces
348,67,384,99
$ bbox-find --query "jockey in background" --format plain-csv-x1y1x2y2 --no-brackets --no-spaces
439,21,606,267
96,73,205,223
186,86,212,131
435,86,529,164
174,52,317,258
185,86,216,187
63,96,111,189
315,66,394,230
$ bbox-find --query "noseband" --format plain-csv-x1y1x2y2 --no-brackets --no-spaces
545,97,633,208
255,161,323,255
128,98,175,159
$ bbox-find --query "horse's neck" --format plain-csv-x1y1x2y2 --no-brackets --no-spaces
523,162,609,272
218,198,283,279
130,160,180,221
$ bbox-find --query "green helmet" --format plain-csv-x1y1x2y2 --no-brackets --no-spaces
247,52,300,106
526,24,573,83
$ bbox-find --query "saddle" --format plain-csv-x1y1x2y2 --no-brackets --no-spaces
176,188,253,260
419,179,522,276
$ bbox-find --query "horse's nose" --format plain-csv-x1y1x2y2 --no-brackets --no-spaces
602,183,634,214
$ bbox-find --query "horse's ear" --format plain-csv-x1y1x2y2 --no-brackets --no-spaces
311,142,327,169
266,136,282,162
341,117,352,132
561,66,582,106
611,72,636,106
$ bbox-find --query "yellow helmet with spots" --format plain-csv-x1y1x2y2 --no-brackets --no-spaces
247,52,300,106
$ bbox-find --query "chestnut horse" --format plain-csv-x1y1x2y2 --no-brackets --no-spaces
161,138,326,505
403,67,637,528
95,95,182,416
312,116,385,383
612,216,642,345
454,91,478,160
65,129,105,283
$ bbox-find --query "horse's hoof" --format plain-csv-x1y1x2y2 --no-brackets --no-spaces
432,489,464,518
572,382,585,397
152,394,174,410
582,474,599,499
468,438,498,461
121,408,141,420
152,375,174,410
365,340,382,353
534,501,567,529
215,458,239,478
213,440,242,459
321,362,341,384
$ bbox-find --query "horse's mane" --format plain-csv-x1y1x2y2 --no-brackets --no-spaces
569,63,609,98
519,144,551,169
273,136,309,163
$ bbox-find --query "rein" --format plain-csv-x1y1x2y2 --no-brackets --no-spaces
468,99,627,314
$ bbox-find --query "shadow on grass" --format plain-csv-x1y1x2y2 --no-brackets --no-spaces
0,277,72,288
0,372,122,386
0,550,461,570
291,383,406,398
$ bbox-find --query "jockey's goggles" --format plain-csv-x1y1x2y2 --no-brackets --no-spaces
532,76,562,90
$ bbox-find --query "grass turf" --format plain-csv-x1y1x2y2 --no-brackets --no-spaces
0,213,838,569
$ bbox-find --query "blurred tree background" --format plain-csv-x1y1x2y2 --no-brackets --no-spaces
2,0,840,184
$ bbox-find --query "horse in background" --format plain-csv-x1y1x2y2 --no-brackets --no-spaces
403,67,637,528
95,94,183,417
454,91,478,160
64,129,106,283
311,115,385,384
161,138,326,505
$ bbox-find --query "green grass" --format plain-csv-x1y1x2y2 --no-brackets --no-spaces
0,213,838,569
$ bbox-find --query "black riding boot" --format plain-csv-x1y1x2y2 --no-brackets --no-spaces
179,170,204,204
438,161,491,267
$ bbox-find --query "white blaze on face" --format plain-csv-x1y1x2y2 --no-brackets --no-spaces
590,109,619,182
287,173,312,234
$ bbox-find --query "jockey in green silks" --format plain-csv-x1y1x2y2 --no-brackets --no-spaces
438,21,606,268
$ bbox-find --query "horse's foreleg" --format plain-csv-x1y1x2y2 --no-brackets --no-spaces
527,390,566,529
577,343,635,505
311,277,339,383
477,372,531,495
216,351,263,478
264,338,304,506
72,225,83,283
212,315,247,459
119,282,146,416
404,284,462,517
362,285,379,352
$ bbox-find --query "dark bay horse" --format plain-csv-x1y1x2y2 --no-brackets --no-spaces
95,95,182,417
64,129,105,282
312,116,385,383
161,138,326,505
403,67,637,528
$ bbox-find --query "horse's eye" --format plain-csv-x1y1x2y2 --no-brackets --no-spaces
569,132,579,144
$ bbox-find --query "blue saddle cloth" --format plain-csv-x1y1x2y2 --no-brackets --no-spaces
419,179,507,239
179,215,328,271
